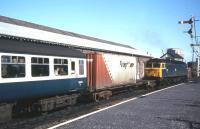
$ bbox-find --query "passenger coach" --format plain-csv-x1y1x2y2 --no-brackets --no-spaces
0,37,87,102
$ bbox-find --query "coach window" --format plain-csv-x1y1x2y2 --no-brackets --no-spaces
79,60,84,75
54,59,68,76
71,61,75,74
31,57,49,77
1,55,25,78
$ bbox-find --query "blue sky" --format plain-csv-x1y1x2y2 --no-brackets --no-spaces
1,0,200,61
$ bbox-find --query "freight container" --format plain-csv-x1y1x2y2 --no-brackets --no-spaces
86,53,136,91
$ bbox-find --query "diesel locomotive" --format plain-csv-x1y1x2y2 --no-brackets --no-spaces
144,58,187,85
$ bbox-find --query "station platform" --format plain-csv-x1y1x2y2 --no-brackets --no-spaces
49,81,200,129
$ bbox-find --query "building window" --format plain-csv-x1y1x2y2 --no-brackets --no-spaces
79,60,84,75
1,55,25,78
54,59,68,76
71,61,75,74
31,57,49,77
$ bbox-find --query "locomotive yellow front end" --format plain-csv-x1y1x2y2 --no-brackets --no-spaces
144,59,166,79
145,68,162,78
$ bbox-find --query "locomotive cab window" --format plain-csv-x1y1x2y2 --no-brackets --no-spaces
153,62,160,68
1,55,25,78
31,57,49,77
146,62,152,68
54,59,68,76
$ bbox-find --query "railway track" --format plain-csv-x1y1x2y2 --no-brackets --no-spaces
0,83,174,129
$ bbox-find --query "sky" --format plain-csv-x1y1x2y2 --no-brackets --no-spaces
0,0,200,62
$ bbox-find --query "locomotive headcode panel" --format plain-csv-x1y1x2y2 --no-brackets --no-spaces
86,53,136,91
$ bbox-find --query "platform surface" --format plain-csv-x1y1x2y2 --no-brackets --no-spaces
52,81,200,129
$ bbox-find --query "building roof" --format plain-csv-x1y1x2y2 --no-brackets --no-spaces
160,52,183,59
0,36,85,58
0,16,151,57
0,15,133,49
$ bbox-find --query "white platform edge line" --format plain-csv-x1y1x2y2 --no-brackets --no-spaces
48,83,184,129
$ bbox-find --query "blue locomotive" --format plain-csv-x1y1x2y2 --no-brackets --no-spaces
144,58,187,84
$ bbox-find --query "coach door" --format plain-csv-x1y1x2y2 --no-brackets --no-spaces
70,60,77,77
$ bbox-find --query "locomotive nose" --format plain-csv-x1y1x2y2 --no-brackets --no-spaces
145,69,160,78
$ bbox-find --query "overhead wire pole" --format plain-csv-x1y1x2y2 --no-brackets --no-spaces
179,16,200,77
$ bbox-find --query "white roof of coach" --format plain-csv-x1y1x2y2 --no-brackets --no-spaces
0,16,150,57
